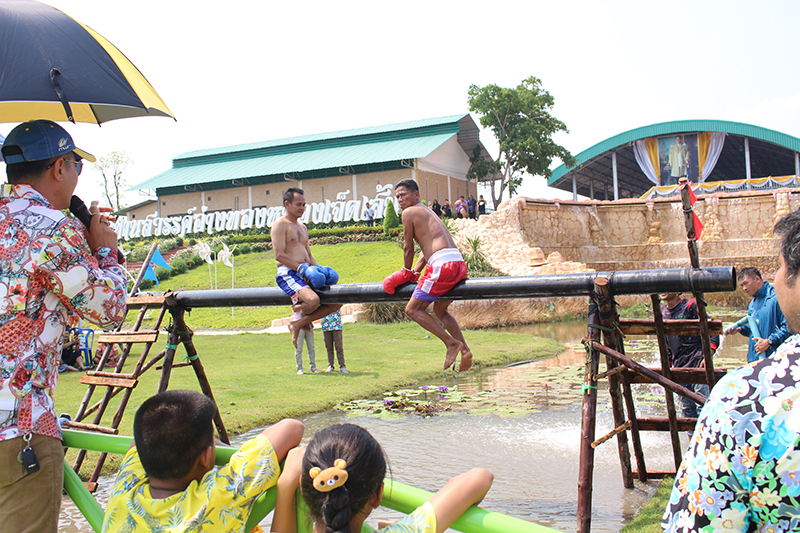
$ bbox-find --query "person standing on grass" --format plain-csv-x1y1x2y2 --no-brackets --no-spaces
273,187,342,348
383,179,473,372
321,309,348,374
292,307,318,375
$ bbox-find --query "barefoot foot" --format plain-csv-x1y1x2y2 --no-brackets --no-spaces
288,321,301,348
458,347,473,372
443,341,465,370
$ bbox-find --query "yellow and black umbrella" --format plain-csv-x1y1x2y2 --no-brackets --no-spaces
0,0,175,125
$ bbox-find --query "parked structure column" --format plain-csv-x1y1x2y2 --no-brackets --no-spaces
612,151,619,200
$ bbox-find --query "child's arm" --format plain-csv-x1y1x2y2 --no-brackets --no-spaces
426,468,493,533
261,419,304,462
271,445,305,533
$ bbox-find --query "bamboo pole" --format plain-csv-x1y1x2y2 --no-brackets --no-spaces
577,303,601,533
592,421,632,448
651,294,684,469
594,277,638,487
678,177,717,389
165,301,230,445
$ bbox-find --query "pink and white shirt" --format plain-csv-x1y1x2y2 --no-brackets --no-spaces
0,184,127,442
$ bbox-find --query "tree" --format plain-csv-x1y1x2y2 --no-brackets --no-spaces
93,151,132,211
467,76,576,209
383,199,400,235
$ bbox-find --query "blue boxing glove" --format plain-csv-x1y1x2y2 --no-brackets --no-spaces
305,265,327,289
321,266,339,285
296,262,310,277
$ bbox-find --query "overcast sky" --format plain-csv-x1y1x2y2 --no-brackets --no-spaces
6,0,800,206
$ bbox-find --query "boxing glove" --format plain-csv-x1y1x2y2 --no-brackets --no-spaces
305,265,327,289
321,266,339,285
383,267,419,294
296,262,310,277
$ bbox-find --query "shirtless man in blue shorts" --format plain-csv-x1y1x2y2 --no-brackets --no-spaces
383,179,473,371
273,187,341,348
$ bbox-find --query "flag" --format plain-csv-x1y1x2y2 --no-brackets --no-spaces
143,264,160,288
150,249,171,270
692,211,704,240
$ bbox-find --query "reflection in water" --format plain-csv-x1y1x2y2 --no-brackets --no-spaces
59,316,751,533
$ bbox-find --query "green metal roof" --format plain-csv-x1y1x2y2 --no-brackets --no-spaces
132,114,478,192
549,119,800,186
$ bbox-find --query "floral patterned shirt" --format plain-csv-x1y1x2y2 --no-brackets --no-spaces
662,333,800,532
102,434,279,533
321,310,342,332
0,184,126,442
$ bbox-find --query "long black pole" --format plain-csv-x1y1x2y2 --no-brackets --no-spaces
131,266,736,310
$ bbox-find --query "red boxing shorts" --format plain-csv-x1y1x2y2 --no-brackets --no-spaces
412,248,467,303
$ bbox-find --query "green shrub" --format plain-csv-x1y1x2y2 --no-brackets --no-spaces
137,278,155,291
126,247,150,263
175,237,184,247
251,242,270,253
155,266,171,281
159,238,178,252
170,258,188,275
188,238,197,246
239,244,251,254
383,200,400,234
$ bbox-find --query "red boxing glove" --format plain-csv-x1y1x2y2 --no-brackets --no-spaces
383,267,420,294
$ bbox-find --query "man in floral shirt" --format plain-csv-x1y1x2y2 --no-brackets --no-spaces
0,120,127,532
662,208,800,532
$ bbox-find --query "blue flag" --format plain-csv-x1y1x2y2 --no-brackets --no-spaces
150,249,171,270
143,264,159,288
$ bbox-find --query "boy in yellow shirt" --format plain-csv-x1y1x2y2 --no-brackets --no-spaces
102,390,303,533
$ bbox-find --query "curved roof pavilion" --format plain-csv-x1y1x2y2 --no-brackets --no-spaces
548,119,800,199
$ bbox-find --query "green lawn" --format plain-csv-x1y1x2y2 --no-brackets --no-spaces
60,322,564,476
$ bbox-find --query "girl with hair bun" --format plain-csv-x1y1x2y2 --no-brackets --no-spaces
299,423,493,533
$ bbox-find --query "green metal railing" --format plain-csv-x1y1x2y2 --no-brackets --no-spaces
62,429,560,533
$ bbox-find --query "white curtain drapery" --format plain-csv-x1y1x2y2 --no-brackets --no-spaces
632,140,659,185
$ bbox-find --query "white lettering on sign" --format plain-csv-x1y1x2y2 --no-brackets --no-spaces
113,184,396,241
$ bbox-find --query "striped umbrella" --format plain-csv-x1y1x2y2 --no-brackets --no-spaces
0,0,175,125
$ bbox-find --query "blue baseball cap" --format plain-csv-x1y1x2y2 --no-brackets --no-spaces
1,120,95,164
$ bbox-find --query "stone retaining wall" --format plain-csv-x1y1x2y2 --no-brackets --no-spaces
452,188,799,277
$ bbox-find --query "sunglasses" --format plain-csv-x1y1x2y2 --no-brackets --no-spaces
45,156,83,175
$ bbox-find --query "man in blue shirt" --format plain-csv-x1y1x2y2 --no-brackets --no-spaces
726,267,790,362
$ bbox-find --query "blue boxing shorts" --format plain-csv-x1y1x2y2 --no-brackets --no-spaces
276,265,309,297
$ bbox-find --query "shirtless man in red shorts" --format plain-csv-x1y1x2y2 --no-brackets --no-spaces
383,179,473,371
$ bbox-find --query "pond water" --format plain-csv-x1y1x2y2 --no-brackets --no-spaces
58,315,751,533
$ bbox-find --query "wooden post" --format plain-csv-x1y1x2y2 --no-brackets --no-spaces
651,294,684,469
578,303,601,533
166,301,230,445
678,177,717,389
594,278,636,488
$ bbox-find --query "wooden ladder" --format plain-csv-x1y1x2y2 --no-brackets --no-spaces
66,245,229,491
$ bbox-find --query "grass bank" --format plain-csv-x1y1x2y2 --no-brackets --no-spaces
58,322,564,477
621,477,674,533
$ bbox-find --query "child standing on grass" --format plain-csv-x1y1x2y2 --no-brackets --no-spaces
293,308,318,375
321,310,348,374
102,390,304,533
297,423,493,533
